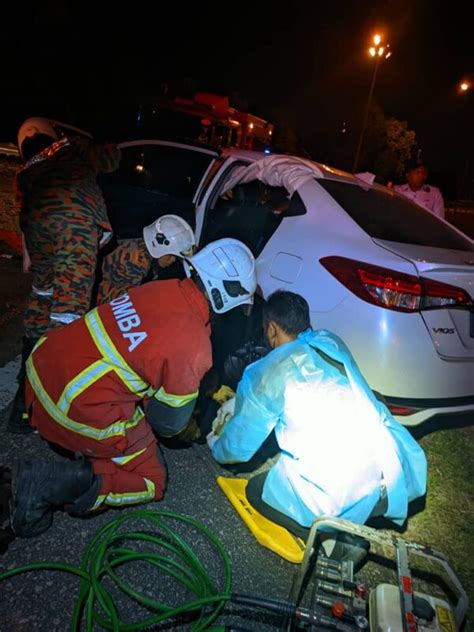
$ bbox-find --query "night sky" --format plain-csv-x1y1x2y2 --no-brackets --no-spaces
3,0,473,185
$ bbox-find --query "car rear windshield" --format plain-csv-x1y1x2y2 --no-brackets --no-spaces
318,179,473,252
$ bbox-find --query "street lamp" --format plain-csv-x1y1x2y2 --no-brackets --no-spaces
352,34,392,173
458,79,471,94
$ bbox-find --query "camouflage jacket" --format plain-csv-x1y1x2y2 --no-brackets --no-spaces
16,137,121,232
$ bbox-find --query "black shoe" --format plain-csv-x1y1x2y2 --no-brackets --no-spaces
12,460,96,538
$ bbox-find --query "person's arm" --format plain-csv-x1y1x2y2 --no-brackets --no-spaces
92,143,121,173
211,367,278,464
145,393,197,437
79,138,121,174
144,337,211,438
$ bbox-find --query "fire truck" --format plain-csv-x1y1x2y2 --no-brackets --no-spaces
137,92,274,150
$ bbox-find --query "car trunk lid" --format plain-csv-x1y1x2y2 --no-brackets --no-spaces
373,239,474,359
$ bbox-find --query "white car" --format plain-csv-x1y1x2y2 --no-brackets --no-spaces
100,140,474,426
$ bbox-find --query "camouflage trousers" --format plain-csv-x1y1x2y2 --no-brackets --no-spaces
96,238,152,304
23,213,100,338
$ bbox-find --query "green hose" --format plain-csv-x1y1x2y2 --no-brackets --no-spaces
0,509,232,631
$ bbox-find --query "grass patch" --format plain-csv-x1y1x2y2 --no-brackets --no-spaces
395,426,474,624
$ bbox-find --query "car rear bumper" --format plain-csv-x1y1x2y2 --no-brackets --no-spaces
385,394,474,426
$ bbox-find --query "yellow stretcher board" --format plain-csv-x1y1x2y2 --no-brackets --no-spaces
216,476,306,564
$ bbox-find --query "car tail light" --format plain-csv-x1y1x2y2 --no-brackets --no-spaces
320,256,473,313
387,404,418,416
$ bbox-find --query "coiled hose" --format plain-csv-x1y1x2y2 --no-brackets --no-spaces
0,509,232,631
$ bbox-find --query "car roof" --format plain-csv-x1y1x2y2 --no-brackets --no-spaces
221,147,378,187
116,140,386,193
220,150,386,196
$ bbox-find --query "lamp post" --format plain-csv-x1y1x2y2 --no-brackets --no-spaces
457,78,473,199
352,34,391,173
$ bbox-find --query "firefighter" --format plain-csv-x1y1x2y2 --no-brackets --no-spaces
96,215,195,304
0,238,256,543
8,117,121,434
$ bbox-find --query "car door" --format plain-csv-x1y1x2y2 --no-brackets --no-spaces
99,140,220,239
194,154,258,244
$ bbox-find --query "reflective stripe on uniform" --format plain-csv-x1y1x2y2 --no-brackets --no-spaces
26,354,144,440
33,336,47,352
91,477,155,510
32,285,54,297
50,312,81,325
85,309,149,396
154,386,198,408
111,447,146,465
57,360,112,414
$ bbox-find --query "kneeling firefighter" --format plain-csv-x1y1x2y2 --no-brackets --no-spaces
0,238,257,546
96,214,195,304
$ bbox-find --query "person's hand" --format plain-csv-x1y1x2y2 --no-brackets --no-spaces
211,384,235,405
212,397,235,435
206,430,219,451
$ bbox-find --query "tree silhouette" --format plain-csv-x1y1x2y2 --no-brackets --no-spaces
361,103,417,183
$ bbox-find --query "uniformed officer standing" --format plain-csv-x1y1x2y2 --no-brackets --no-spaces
394,158,445,219
8,118,121,434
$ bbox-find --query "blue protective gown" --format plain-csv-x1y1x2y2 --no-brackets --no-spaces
212,329,427,528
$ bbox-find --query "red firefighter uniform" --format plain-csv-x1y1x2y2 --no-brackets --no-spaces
25,278,212,510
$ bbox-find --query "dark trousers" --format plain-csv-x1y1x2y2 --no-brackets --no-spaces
245,472,310,542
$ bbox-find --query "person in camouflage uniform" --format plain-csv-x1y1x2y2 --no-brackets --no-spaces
8,117,121,434
96,215,195,304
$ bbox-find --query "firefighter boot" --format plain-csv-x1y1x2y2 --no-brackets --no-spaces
12,459,100,538
7,336,39,434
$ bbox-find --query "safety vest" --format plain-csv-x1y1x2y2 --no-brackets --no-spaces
26,279,212,447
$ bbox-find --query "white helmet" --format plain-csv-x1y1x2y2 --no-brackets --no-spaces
18,117,58,159
143,215,195,259
184,238,257,314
